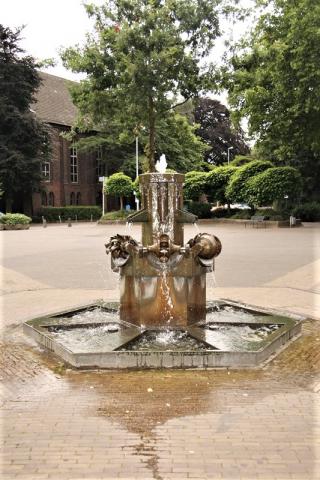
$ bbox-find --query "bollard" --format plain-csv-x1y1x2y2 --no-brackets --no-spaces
75,215,78,223
68,217,72,227
42,216,47,228
58,215,62,223
90,214,93,222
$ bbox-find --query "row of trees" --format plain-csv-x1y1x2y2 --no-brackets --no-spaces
2,0,320,211
184,160,302,208
103,159,303,211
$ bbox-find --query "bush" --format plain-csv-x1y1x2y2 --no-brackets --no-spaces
187,201,212,218
100,210,131,221
39,206,102,222
184,171,208,201
292,202,320,221
255,208,286,220
205,166,237,203
226,160,274,203
230,209,252,219
230,155,254,167
245,167,303,206
0,213,32,225
211,207,240,218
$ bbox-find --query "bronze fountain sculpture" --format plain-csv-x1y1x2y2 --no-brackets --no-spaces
106,171,222,328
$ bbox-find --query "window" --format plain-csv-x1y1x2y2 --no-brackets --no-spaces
49,192,54,206
42,161,51,182
41,192,47,206
70,146,78,183
70,192,75,205
76,192,81,205
95,147,105,181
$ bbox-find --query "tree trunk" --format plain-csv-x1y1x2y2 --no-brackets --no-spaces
5,196,13,213
120,196,124,211
148,96,156,172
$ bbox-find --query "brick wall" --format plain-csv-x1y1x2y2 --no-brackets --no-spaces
33,124,101,214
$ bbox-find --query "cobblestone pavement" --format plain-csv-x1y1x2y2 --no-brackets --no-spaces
1,223,320,479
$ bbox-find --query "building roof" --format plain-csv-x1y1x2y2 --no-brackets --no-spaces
31,71,79,127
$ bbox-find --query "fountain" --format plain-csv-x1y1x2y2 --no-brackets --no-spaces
24,168,303,369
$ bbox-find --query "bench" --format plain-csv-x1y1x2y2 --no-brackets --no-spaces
245,215,266,228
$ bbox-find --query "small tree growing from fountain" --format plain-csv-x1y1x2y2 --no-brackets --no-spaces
61,0,226,172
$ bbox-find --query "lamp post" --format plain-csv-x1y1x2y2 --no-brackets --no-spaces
135,136,140,211
99,176,106,215
227,146,234,165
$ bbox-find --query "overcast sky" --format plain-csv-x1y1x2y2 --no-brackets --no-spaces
2,0,255,104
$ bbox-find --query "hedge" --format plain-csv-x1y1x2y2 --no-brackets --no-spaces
187,201,212,218
292,202,320,222
39,206,102,221
0,213,32,225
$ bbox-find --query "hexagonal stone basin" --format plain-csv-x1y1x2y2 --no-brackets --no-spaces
23,301,304,369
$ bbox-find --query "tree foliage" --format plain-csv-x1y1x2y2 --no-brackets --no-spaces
183,171,208,201
222,0,320,198
0,25,49,211
206,165,237,203
104,172,133,209
245,167,303,206
194,97,249,165
156,113,208,173
225,160,273,203
61,0,225,171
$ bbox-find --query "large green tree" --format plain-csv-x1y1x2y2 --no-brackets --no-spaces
223,0,320,198
61,0,225,172
0,25,49,212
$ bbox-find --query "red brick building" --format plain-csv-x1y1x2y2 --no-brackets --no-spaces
30,72,105,214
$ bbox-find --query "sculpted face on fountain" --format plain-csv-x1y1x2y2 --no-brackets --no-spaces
106,172,222,327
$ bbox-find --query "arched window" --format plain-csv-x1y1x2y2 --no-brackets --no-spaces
70,192,75,205
76,192,81,205
41,192,47,206
49,192,54,206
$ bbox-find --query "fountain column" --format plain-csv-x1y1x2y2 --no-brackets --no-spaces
106,173,221,328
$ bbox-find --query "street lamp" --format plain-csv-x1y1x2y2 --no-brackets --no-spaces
227,146,233,165
135,135,140,211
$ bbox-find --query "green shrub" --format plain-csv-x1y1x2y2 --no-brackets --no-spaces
245,167,303,206
255,208,286,220
39,206,102,222
205,166,237,203
187,201,212,218
292,202,320,221
184,171,208,201
0,213,32,225
226,160,274,203
211,207,239,218
230,155,254,167
100,210,131,221
230,209,252,219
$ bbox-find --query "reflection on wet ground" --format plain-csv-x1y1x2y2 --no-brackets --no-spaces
1,320,319,480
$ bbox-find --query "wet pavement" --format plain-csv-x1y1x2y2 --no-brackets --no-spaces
1,223,320,479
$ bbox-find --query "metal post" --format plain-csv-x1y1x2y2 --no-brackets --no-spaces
135,136,140,210
102,182,105,216
136,136,139,178
227,146,233,165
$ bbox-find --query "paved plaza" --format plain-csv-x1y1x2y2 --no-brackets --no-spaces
1,222,320,479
